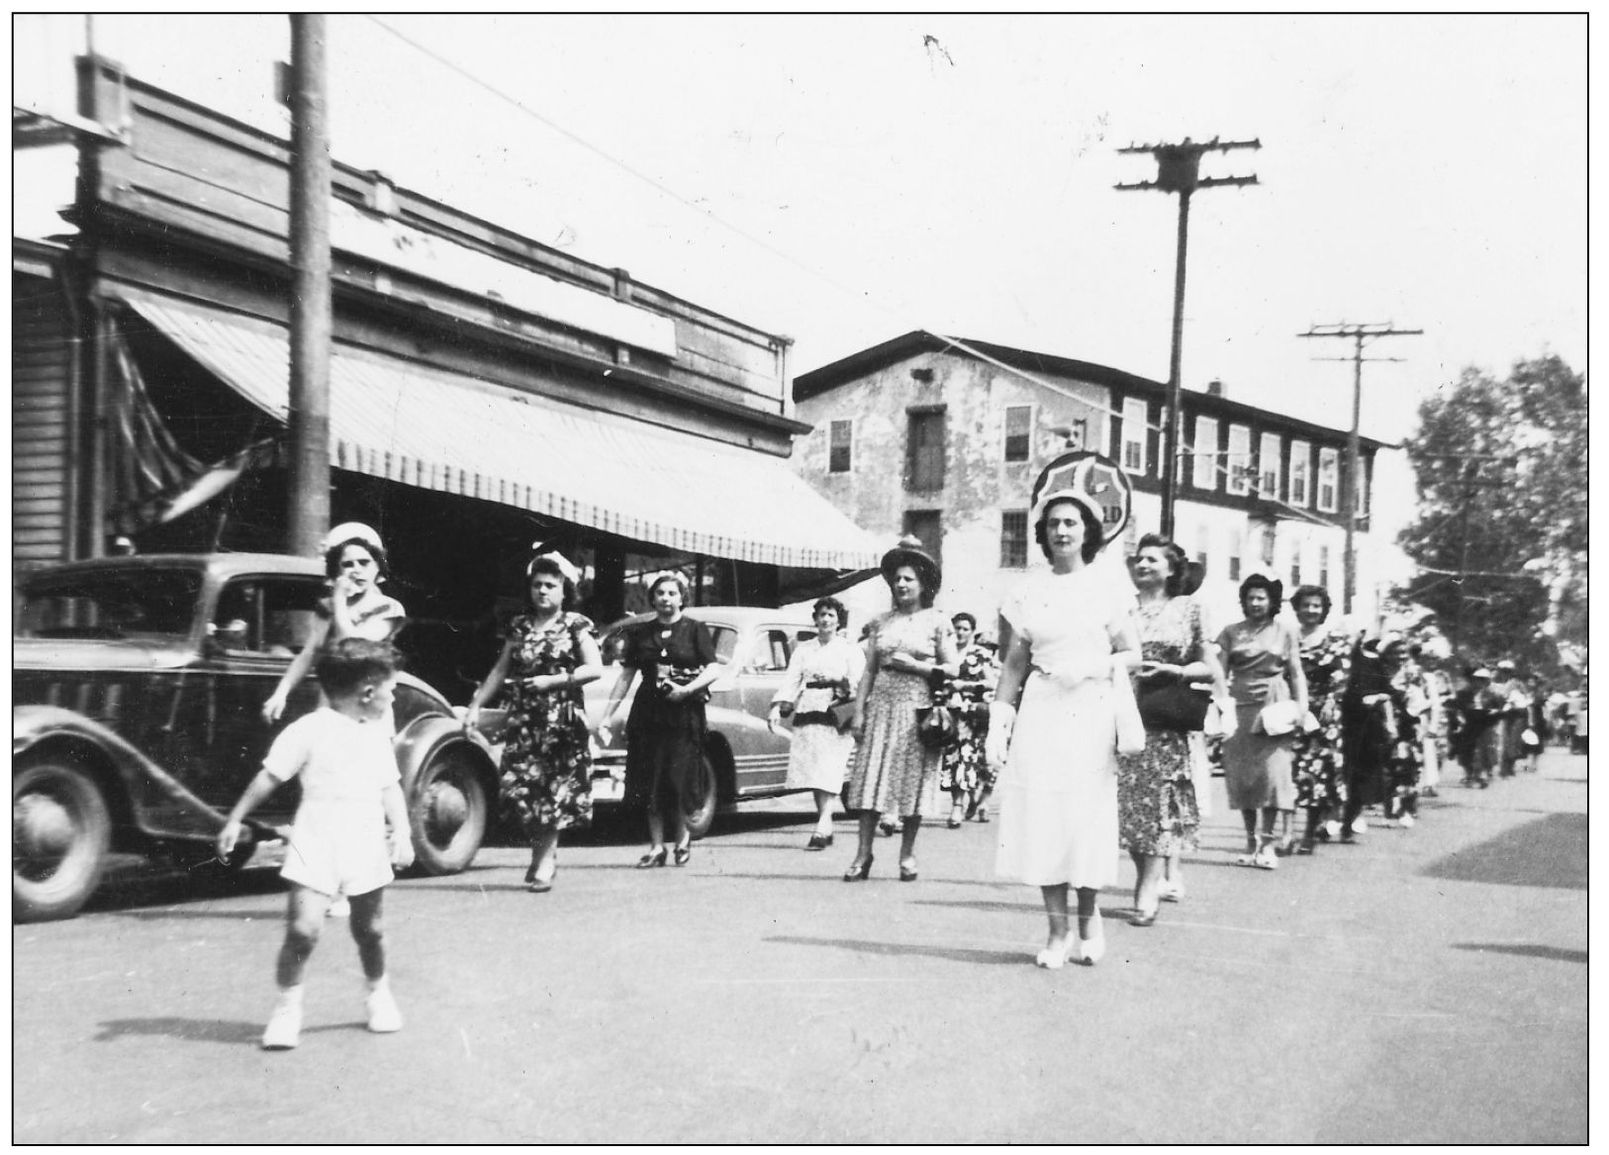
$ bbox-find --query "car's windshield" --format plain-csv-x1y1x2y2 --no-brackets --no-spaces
17,569,202,642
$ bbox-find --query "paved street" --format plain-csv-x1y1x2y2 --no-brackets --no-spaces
13,751,1587,1144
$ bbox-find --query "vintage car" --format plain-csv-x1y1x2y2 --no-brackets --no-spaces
474,606,823,838
13,553,499,923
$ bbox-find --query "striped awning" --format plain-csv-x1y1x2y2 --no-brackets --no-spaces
115,288,879,570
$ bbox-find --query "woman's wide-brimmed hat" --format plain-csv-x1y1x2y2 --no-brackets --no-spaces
322,521,385,554
880,535,941,595
1028,451,1132,549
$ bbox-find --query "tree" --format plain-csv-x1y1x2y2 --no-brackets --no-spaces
1395,355,1586,674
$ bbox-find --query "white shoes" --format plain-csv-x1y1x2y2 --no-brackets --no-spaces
1396,813,1416,829
366,982,403,1033
262,989,303,1050
1078,909,1106,966
1035,940,1074,970
1157,878,1185,903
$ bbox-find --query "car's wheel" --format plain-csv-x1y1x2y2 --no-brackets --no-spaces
409,743,490,875
680,749,720,841
13,758,112,923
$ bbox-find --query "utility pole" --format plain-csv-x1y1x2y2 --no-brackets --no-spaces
1298,322,1422,617
1117,137,1260,539
287,14,332,556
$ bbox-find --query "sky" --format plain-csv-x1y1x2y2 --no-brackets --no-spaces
11,13,1589,550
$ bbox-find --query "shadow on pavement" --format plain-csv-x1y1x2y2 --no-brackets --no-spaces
1451,942,1587,965
93,1017,265,1046
1422,812,1587,890
766,934,1025,966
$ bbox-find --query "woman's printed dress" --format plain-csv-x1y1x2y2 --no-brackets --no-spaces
1292,627,1351,811
845,608,956,819
1117,596,1203,857
941,641,1003,798
498,611,597,835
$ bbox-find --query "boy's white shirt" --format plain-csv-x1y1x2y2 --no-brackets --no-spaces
263,707,400,805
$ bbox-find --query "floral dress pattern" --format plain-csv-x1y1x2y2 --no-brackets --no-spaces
845,608,957,819
941,641,1003,797
1117,597,1203,857
498,611,598,835
1292,627,1351,811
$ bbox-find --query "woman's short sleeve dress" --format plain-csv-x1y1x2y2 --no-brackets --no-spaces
1217,618,1300,810
621,616,719,810
498,611,597,835
844,608,955,819
995,568,1132,888
1116,596,1204,857
775,635,864,793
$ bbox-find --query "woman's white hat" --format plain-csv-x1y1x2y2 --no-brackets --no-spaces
323,521,385,554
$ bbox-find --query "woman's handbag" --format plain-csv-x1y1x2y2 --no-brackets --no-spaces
829,701,858,733
916,704,958,750
1135,679,1211,732
1255,699,1304,737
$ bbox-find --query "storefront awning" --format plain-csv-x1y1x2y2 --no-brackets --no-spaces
114,288,880,570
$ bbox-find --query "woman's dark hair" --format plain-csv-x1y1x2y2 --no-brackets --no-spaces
883,564,937,608
1238,574,1284,617
1133,532,1188,598
1292,584,1332,621
324,536,389,579
527,556,577,609
952,611,977,631
813,596,849,630
1034,498,1103,565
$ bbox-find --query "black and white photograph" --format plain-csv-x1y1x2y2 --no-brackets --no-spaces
11,13,1586,1144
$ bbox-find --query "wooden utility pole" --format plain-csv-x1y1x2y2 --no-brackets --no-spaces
1117,137,1260,539
287,14,332,556
1298,322,1422,616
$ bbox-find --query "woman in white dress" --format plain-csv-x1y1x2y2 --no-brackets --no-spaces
987,453,1139,969
768,597,865,850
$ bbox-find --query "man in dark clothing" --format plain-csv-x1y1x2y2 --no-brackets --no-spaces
1450,668,1504,788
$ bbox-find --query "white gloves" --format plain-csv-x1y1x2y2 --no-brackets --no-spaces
985,701,1016,770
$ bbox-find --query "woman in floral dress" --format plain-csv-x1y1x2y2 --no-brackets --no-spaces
941,613,1003,827
465,551,603,892
1118,535,1225,925
842,537,958,883
1290,585,1351,854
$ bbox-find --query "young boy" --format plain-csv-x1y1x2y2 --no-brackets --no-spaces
218,638,415,1050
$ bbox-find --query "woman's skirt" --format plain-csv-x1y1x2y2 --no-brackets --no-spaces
1223,704,1296,810
785,718,855,793
1117,728,1200,857
845,670,940,818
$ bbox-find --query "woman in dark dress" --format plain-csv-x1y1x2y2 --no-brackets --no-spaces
464,551,602,892
602,571,722,868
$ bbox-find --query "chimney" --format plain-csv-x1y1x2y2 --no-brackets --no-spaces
1206,379,1225,397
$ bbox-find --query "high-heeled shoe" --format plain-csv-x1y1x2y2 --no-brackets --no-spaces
1034,937,1075,969
1078,910,1106,965
673,839,692,867
636,847,668,869
1130,904,1158,928
898,859,918,882
843,855,873,881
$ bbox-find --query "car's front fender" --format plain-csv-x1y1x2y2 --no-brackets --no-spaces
393,712,498,797
12,705,265,844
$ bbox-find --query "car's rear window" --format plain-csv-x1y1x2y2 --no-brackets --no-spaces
18,569,202,642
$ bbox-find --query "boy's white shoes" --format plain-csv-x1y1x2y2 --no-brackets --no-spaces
366,983,403,1033
262,989,303,1050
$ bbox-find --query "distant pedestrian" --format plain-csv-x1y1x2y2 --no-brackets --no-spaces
1290,585,1351,853
1450,668,1504,787
841,536,958,883
463,550,603,892
1118,534,1224,926
602,571,722,869
988,452,1139,968
1216,575,1308,868
1493,660,1528,777
217,639,415,1050
768,597,864,850
941,612,1002,827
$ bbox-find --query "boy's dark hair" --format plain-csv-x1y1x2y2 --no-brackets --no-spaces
315,638,399,696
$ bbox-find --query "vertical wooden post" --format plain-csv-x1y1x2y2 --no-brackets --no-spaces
287,14,331,556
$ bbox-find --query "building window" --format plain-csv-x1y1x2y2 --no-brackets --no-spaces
903,510,942,570
1193,416,1219,490
1227,425,1252,495
828,419,853,473
1228,531,1242,581
1000,510,1029,568
1317,448,1339,512
1290,549,1302,589
1289,440,1311,506
1319,544,1331,590
1354,458,1368,516
1004,405,1032,463
1259,432,1282,499
906,409,946,491
1194,525,1211,570
1122,397,1148,474
1260,525,1277,567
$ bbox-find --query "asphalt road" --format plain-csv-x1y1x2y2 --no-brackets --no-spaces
12,750,1588,1143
